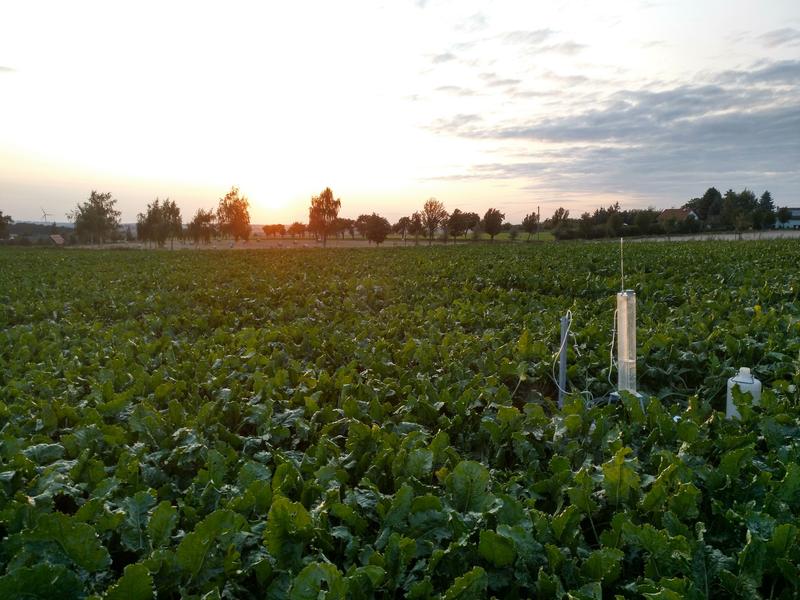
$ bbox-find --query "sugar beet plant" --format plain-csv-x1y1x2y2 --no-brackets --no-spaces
0,242,799,599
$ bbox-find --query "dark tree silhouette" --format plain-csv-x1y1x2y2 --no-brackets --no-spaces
137,198,181,249
187,208,215,244
421,198,448,245
482,208,505,241
217,187,251,241
69,191,121,244
308,188,341,247
0,211,12,239
365,213,392,245
521,212,539,240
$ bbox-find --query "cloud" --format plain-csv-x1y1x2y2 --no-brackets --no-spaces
502,29,555,46
427,60,800,203
456,13,488,33
435,85,476,96
538,41,586,55
718,59,800,85
431,52,457,64
759,28,800,48
479,72,521,87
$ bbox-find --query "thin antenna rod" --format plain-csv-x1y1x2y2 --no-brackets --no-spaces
620,237,624,291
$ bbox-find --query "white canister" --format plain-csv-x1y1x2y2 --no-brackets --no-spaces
726,367,762,419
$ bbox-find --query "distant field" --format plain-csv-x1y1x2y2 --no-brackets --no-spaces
1,242,799,598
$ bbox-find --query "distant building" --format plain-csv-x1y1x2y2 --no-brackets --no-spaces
658,208,698,223
775,207,800,229
49,234,65,246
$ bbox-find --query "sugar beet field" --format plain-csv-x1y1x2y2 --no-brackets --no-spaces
1,242,800,599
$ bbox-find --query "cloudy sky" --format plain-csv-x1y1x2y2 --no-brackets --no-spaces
1,0,798,224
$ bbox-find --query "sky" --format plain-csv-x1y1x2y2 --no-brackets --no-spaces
1,0,798,224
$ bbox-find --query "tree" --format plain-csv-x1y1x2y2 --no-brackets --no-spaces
308,188,341,247
354,214,370,239
482,208,505,241
421,198,448,245
262,224,287,237
578,212,593,238
162,199,182,249
364,213,392,245
549,207,570,228
446,209,466,241
217,187,251,241
759,190,774,212
684,187,722,221
335,218,355,239
69,191,121,244
288,222,307,238
757,191,776,229
0,210,12,239
521,212,539,241
187,208,215,244
394,216,411,243
409,212,423,244
777,206,792,226
463,212,480,238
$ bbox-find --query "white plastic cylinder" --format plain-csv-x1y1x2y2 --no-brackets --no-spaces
726,367,762,419
617,291,637,394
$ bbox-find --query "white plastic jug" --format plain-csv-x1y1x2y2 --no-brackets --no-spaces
726,367,762,419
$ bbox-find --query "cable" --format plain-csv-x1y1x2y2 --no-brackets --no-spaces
608,308,618,387
551,310,572,398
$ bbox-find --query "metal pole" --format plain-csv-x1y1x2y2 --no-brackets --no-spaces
558,314,569,408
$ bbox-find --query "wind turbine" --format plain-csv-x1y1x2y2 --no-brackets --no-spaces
41,207,54,225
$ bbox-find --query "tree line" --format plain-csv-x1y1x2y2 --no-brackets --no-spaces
4,184,789,246
10,187,529,247
545,188,791,240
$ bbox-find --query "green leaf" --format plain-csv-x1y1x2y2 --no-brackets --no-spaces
478,530,516,567
446,460,491,512
289,562,346,600
147,501,178,548
581,547,624,583
106,563,154,600
176,509,246,578
442,566,488,600
0,564,83,600
601,447,640,506
25,512,110,572
264,496,313,568
568,581,602,600
551,505,582,543
406,448,433,480
119,491,156,552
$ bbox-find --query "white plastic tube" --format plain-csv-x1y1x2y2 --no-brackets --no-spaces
617,291,637,393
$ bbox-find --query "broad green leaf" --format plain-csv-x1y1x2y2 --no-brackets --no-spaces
25,512,110,572
289,562,346,600
581,547,624,583
264,496,313,568
106,563,154,600
406,448,433,479
478,530,516,567
601,447,640,506
119,491,156,552
446,460,491,512
176,509,246,578
0,564,83,600
148,501,178,548
442,566,488,600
